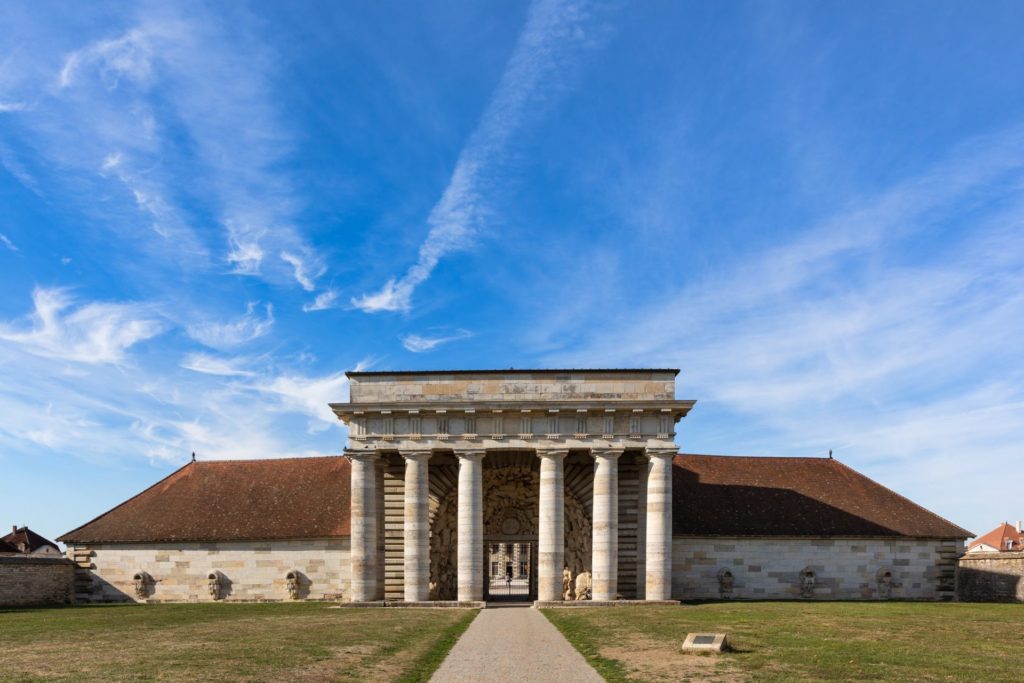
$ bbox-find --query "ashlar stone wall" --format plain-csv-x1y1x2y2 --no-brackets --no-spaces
673,537,961,600
0,555,74,606
70,539,349,603
957,551,1024,602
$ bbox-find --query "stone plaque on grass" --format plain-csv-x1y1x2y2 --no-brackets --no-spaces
681,632,729,653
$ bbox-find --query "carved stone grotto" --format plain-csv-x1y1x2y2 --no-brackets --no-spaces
429,465,592,600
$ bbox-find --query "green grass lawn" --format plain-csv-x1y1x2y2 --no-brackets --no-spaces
543,601,1024,682
0,603,477,682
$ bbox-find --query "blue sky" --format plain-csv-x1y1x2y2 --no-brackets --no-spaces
1,1,1022,544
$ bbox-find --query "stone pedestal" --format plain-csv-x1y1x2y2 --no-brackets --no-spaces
538,450,567,602
403,452,430,602
592,448,622,601
645,449,675,601
457,450,484,602
348,451,378,602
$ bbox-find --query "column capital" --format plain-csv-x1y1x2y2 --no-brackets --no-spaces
536,448,569,460
344,448,380,462
454,449,486,461
399,450,432,462
591,447,624,459
644,447,678,460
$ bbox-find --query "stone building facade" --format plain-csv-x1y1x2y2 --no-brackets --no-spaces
673,537,960,600
60,369,970,604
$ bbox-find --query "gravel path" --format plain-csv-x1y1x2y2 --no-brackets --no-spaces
430,605,604,683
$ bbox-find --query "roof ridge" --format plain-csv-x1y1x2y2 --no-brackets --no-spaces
829,458,973,538
194,454,343,464
57,460,195,542
678,453,834,461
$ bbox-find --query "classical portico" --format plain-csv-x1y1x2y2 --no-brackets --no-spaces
331,369,694,603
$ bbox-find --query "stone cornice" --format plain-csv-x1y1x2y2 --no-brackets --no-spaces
331,398,695,418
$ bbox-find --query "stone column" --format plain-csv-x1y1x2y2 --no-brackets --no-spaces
645,448,675,601
537,449,567,602
402,451,430,602
348,450,379,603
592,448,622,601
456,450,485,602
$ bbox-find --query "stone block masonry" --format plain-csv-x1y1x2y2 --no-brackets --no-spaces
69,539,350,602
673,537,961,600
957,551,1024,602
0,556,74,606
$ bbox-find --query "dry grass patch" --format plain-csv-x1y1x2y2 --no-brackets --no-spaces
0,603,476,682
543,601,1024,682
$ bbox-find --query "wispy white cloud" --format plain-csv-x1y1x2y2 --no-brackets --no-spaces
2,10,322,290
0,288,164,364
186,302,274,349
180,352,255,377
280,250,322,292
0,101,28,112
353,0,607,313
58,25,159,89
226,225,265,275
401,329,473,352
247,371,350,432
0,141,43,195
0,233,17,252
302,288,339,312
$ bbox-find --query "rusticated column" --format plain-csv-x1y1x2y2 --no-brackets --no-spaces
537,449,567,602
635,453,649,599
645,448,675,601
592,448,622,601
456,450,485,602
402,451,430,602
348,450,379,602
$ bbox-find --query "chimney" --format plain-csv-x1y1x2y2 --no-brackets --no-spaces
11,525,16,534
1017,520,1022,533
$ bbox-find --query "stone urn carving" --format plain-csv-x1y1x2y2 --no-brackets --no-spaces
876,568,898,599
799,568,816,598
132,571,152,600
208,571,224,601
574,569,592,600
286,570,302,600
717,568,734,599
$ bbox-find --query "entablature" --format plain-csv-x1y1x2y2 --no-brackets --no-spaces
332,398,694,452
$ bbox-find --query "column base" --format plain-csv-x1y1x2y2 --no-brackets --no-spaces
336,600,487,609
532,599,680,608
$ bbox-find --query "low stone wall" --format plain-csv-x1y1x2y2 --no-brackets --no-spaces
68,538,350,603
957,551,1024,602
0,555,75,606
672,536,961,600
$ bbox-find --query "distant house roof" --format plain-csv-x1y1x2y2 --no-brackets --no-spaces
2,526,61,554
59,453,970,544
967,523,1024,552
673,454,971,539
0,538,20,554
58,457,352,544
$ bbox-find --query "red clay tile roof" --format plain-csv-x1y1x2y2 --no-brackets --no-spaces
58,457,351,543
673,454,971,539
2,526,60,553
59,453,970,543
968,523,1024,551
